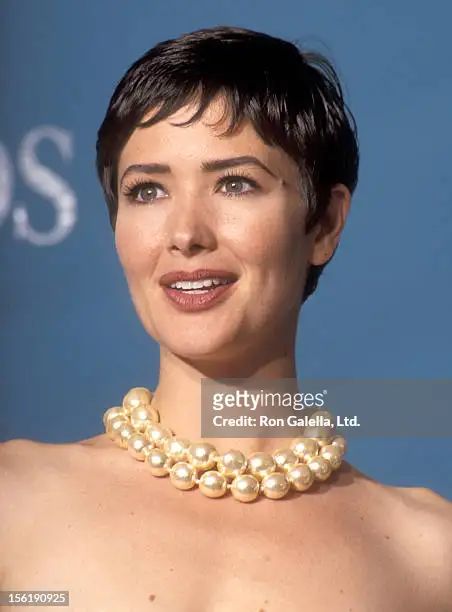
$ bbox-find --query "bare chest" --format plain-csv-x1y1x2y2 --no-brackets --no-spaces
6,490,424,612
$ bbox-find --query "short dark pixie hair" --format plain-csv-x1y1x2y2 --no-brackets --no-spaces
96,25,359,302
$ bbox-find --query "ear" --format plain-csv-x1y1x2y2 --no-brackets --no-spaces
308,183,352,266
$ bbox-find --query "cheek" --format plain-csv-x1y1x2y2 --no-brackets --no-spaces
223,199,309,320
114,215,159,279
223,198,307,274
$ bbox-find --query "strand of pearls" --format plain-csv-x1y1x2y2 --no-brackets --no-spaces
103,387,347,503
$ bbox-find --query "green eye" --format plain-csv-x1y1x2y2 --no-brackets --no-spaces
123,181,167,203
218,175,259,197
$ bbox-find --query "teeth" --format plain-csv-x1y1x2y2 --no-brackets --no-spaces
169,278,232,290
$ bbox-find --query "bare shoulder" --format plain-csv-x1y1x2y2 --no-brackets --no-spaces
0,435,110,519
349,463,452,538
345,464,452,605
0,434,115,524
383,477,452,539
395,482,452,560
1,437,74,504
396,481,452,517
0,435,90,472
0,437,55,483
0,436,114,586
390,483,452,599
0,433,111,461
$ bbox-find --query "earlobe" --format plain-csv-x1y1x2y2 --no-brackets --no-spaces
308,183,351,266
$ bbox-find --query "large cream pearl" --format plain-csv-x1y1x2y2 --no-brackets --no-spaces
127,433,148,460
169,462,197,490
163,437,191,462
261,472,290,499
290,438,319,462
146,448,173,476
198,471,228,498
332,435,347,454
247,452,276,481
317,437,334,448
146,423,173,448
273,448,299,472
320,444,343,470
130,405,159,432
302,410,335,440
103,407,124,429
115,423,135,449
122,387,153,416
187,442,217,471
217,449,247,479
286,463,314,491
307,456,332,481
230,474,260,502
141,443,156,459
106,416,129,441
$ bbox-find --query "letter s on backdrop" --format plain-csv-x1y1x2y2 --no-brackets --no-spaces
13,126,77,246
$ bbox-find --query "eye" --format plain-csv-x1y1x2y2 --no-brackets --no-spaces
122,181,167,204
217,173,259,197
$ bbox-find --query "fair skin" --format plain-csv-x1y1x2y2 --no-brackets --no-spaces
1,98,451,611
114,96,347,453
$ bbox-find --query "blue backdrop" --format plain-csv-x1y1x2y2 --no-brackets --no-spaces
1,1,451,498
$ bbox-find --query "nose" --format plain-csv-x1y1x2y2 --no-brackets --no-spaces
164,193,217,257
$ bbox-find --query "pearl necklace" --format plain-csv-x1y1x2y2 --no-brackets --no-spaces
103,386,347,503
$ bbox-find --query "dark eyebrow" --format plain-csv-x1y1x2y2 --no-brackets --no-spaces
201,156,277,178
119,155,278,188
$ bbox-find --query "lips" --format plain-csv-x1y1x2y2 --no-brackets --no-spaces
159,268,238,313
159,269,238,287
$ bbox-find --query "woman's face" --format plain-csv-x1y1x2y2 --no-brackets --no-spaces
115,98,323,361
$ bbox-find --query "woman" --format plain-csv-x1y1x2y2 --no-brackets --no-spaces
1,26,451,611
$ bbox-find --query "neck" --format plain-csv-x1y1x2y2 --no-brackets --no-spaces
151,334,301,456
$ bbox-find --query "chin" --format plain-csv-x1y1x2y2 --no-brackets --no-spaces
166,330,239,359
148,317,247,361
